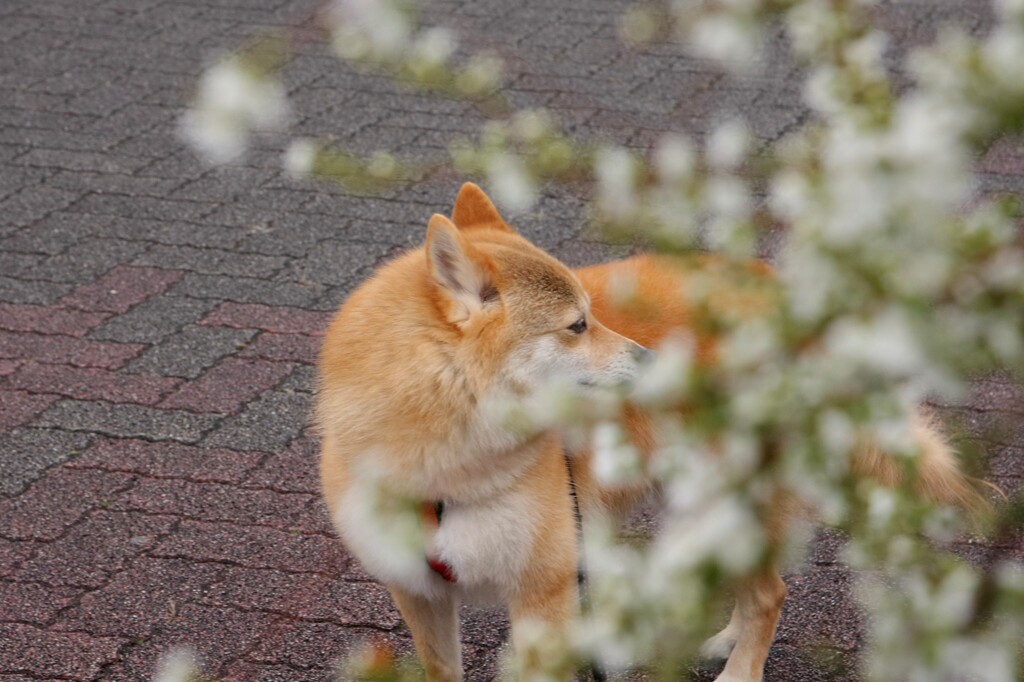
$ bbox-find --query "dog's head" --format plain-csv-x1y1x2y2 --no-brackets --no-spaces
425,183,651,396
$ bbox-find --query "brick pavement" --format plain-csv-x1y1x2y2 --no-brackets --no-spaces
0,0,1022,680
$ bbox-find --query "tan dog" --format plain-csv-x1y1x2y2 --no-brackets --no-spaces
317,183,982,682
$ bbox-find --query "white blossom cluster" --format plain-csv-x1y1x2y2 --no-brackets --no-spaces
179,53,291,165
179,0,1024,679
323,0,503,100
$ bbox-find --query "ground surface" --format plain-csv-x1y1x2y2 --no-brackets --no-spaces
1,0,1022,680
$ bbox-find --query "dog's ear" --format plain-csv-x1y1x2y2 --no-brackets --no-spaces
426,214,499,324
452,182,514,233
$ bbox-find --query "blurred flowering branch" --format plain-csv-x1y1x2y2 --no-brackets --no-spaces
181,0,1024,680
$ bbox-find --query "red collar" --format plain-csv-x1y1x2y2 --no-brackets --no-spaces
420,501,457,583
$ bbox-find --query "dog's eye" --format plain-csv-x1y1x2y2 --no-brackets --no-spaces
567,317,587,334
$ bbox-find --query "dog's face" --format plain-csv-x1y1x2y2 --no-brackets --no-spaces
426,183,649,396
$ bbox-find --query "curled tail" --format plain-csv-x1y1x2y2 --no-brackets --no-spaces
852,410,995,520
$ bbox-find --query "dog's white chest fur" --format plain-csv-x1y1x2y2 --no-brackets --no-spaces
433,488,538,602
334,478,539,602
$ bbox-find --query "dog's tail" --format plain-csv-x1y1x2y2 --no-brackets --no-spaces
851,410,996,520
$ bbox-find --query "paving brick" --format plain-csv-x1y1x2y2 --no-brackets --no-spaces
45,169,185,195
81,603,272,682
244,434,320,494
152,519,349,574
280,240,391,287
0,302,109,336
0,210,86,255
0,251,44,279
0,427,95,497
237,331,320,364
37,399,221,443
0,184,83,229
53,557,223,638
0,275,72,306
248,620,411,671
89,294,214,344
0,467,133,540
203,565,402,628
0,330,144,369
219,660,337,682
0,359,22,377
278,364,317,394
776,568,864,652
69,193,214,222
201,302,332,336
202,389,311,452
8,362,182,405
14,147,152,173
0,623,124,680
15,509,176,588
126,324,255,379
60,265,184,313
114,476,315,530
0,538,38,580
37,237,149,284
0,580,82,626
68,437,263,482
172,273,326,307
159,357,293,414
0,389,58,433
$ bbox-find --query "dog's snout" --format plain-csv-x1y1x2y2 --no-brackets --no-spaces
631,344,655,365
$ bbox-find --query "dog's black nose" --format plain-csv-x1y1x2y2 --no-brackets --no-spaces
631,345,655,365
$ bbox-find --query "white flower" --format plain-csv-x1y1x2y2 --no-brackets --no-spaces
689,14,760,67
153,648,198,682
823,307,925,377
180,57,291,164
413,27,456,65
486,153,536,213
706,119,749,169
769,169,812,221
983,26,1024,98
178,109,248,165
594,146,638,221
592,421,643,487
327,0,412,60
996,0,1024,19
511,109,553,143
654,133,695,182
283,138,318,178
704,174,751,219
630,336,693,406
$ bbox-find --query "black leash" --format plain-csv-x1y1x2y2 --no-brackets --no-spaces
565,453,607,682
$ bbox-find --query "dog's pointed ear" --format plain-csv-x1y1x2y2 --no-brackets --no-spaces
426,214,499,324
452,182,514,233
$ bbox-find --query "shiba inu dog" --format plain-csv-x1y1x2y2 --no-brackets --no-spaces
317,183,983,682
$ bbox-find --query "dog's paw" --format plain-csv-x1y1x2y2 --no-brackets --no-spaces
699,629,737,660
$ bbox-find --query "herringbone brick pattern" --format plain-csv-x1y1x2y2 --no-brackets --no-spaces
1,0,1021,680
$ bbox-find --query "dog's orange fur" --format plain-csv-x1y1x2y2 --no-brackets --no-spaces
318,183,985,682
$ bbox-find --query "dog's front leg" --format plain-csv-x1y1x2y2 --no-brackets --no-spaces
508,573,578,680
389,585,462,682
711,569,787,682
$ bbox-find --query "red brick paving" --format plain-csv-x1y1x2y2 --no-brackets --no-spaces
0,303,110,337
0,0,1020,680
67,438,265,483
8,362,182,404
201,302,332,336
158,357,293,413
0,390,58,431
60,266,185,314
0,331,144,369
